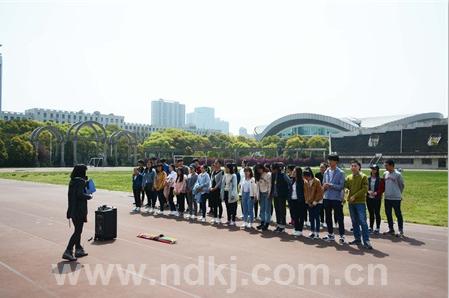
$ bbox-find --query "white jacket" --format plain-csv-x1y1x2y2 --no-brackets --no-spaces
240,177,258,198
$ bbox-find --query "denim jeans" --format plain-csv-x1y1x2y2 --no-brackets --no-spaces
309,204,321,233
258,192,271,224
242,191,254,223
349,203,370,243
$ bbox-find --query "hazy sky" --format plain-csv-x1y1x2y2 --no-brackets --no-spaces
0,0,447,134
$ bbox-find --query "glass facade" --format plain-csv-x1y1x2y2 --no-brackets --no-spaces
277,125,340,138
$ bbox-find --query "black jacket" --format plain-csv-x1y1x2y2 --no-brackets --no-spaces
67,177,91,222
271,172,292,198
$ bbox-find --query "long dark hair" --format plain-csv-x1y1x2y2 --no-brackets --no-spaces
294,166,303,183
254,164,263,182
155,163,163,173
71,164,87,179
244,167,253,178
225,163,235,174
176,168,185,182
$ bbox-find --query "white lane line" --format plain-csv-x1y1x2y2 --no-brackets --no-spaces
0,222,201,298
0,206,335,298
0,260,59,298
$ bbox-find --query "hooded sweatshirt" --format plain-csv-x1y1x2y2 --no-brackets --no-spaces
383,170,405,200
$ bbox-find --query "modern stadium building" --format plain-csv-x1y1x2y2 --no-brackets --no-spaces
254,112,448,169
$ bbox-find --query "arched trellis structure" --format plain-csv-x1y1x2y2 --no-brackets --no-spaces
109,130,138,166
30,126,65,166
66,121,108,166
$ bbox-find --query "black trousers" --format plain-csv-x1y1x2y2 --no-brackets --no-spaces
66,218,84,251
366,197,382,229
385,199,403,232
144,185,157,208
320,204,325,223
156,190,165,211
210,190,223,218
289,199,306,231
254,200,259,218
140,189,146,205
223,191,237,222
133,188,142,207
273,196,287,227
186,192,198,215
324,200,345,236
167,187,176,211
177,193,186,213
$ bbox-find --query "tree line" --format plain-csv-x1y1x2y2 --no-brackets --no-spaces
0,119,329,167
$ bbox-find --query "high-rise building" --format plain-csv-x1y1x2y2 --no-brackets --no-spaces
151,99,185,128
186,106,229,134
186,107,215,129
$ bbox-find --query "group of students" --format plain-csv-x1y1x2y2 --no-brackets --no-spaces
131,154,405,250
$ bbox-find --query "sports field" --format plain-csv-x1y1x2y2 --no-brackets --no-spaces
0,169,446,226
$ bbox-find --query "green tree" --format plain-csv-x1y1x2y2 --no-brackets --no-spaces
306,135,329,148
6,136,35,166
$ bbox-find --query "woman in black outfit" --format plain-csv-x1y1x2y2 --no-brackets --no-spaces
63,164,92,261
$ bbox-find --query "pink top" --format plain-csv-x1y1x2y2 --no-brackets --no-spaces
174,176,187,194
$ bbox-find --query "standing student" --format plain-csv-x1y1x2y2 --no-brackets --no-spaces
239,160,248,219
322,154,346,243
63,164,92,261
165,164,178,216
270,163,292,233
177,158,190,176
304,168,324,239
186,165,199,219
174,167,187,217
221,163,238,225
137,159,146,206
161,159,170,174
194,165,211,222
255,164,272,231
142,160,156,213
239,167,257,228
383,159,405,237
153,164,167,215
367,164,384,234
315,162,328,228
132,167,144,213
289,167,306,236
286,165,296,226
191,159,202,174
209,160,224,224
345,160,372,249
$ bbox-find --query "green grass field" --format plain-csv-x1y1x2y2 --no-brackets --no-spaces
0,169,447,226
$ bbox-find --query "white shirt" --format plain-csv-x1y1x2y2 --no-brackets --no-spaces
241,178,251,193
291,182,297,200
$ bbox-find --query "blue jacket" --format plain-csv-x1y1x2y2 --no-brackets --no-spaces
193,172,211,203
323,167,345,201
132,173,143,190
142,168,156,188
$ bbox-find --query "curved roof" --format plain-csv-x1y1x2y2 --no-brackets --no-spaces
255,113,359,140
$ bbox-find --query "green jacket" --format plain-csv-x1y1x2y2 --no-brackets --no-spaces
345,172,368,204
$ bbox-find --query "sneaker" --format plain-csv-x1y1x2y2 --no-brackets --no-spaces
256,223,264,230
201,217,206,222
136,207,141,213
396,231,404,238
339,235,345,244
75,248,88,258
308,232,315,239
349,239,362,245
261,224,269,231
246,222,252,229
274,227,285,233
383,230,395,235
215,218,222,224
62,250,77,261
240,222,247,228
292,230,302,237
184,214,191,220
197,216,204,221
210,218,217,224
373,228,380,235
322,234,335,242
229,221,236,226
363,241,373,249
315,233,320,239
322,223,327,228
